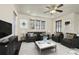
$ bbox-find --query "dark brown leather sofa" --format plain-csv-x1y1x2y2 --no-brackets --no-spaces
25,32,46,42
0,36,22,55
52,32,64,43
61,33,78,48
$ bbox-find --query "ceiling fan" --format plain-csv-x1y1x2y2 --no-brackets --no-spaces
44,4,63,15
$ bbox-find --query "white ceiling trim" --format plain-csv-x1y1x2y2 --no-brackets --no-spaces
17,11,53,19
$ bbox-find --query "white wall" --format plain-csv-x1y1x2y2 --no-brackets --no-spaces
0,4,15,23
16,14,53,38
74,13,79,34
53,13,76,34
18,14,53,33
62,13,75,33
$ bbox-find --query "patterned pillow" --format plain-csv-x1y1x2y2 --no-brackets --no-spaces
28,33,34,37
54,32,60,36
66,34,74,39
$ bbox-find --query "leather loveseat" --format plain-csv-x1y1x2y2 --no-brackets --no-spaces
61,33,77,48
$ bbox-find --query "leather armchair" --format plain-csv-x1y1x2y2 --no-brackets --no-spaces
52,32,64,43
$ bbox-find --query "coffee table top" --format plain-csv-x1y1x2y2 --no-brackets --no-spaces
35,40,56,49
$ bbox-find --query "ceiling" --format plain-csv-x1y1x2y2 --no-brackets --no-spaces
15,4,79,18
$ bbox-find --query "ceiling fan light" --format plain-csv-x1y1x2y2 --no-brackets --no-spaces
54,7,57,9
50,10,56,13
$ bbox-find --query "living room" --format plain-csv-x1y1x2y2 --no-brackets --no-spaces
0,4,79,55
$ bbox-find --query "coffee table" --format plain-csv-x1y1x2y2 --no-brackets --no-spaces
35,40,56,54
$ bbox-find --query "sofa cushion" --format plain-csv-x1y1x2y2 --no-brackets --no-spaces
54,32,60,37
65,33,75,39
28,33,34,37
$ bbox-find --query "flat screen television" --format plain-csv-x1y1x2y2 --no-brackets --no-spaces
0,20,12,39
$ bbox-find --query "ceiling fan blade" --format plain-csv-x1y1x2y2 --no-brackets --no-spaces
44,10,50,13
57,4,63,8
46,4,56,9
46,6,51,9
51,4,56,8
56,10,63,12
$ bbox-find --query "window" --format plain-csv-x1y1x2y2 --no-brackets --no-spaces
36,20,40,29
41,21,45,29
30,20,35,29
30,19,45,30
56,20,62,32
